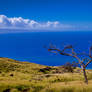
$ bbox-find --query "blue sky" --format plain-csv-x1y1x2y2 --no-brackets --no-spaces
0,0,92,31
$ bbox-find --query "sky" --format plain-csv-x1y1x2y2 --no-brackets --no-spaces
0,0,92,31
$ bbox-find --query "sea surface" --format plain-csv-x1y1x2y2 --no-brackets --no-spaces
0,31,92,68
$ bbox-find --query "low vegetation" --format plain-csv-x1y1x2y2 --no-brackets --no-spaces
0,57,92,92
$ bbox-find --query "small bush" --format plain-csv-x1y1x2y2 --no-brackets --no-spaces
3,88,11,92
39,67,52,74
62,62,78,73
15,85,30,91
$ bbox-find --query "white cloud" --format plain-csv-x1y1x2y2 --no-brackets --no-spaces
0,15,73,31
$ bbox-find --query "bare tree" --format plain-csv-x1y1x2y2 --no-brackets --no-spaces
48,45,92,84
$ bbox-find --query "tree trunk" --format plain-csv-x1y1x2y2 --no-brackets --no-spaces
83,67,88,84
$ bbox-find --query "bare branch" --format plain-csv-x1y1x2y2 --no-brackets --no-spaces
85,60,92,67
48,45,81,64
62,45,73,52
48,48,73,56
89,46,92,58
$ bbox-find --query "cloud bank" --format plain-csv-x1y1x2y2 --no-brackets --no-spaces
0,15,91,32
0,15,73,31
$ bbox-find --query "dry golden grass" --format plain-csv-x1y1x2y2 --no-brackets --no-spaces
0,57,92,92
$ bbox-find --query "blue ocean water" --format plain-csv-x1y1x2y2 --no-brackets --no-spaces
0,31,92,68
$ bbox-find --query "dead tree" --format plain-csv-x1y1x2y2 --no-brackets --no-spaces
48,45,92,84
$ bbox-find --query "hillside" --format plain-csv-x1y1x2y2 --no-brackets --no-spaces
0,58,92,92
0,57,45,74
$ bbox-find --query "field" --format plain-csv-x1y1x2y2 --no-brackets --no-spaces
0,58,92,92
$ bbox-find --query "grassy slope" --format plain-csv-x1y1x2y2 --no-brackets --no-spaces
0,58,92,92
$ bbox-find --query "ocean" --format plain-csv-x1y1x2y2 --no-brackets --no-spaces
0,31,92,68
